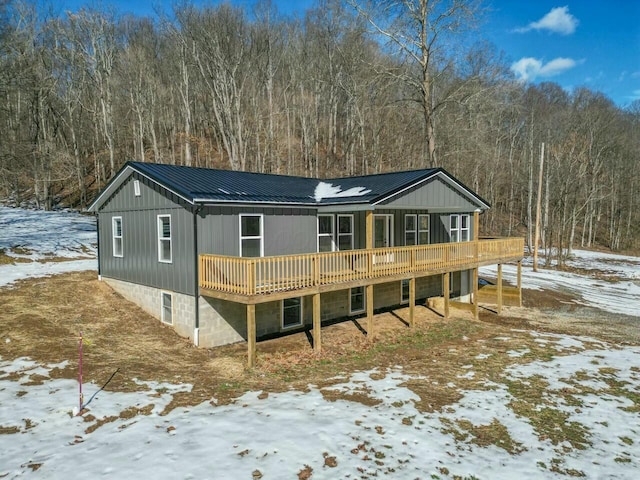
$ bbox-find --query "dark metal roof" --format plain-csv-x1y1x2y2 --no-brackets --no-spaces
128,161,439,206
88,161,489,211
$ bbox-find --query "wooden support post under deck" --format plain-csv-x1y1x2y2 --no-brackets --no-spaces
443,272,450,319
472,268,479,320
247,304,256,368
517,260,523,307
313,293,321,352
497,264,503,315
366,284,374,340
409,277,416,327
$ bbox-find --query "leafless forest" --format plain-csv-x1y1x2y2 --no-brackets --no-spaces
0,0,638,256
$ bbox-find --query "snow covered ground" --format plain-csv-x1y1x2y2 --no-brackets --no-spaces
1,336,639,479
0,206,97,287
1,206,640,479
481,250,640,317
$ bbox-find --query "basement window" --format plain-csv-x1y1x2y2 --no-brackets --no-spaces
350,287,365,314
401,279,410,304
282,297,303,329
161,292,173,325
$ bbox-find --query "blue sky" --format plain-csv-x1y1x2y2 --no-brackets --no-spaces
58,1,639,107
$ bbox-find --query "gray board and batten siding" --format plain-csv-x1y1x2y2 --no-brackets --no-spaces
379,176,480,212
97,172,196,296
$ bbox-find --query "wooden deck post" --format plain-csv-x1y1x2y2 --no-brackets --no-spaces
409,277,416,327
313,293,321,352
473,210,480,241
365,210,373,250
497,264,503,315
472,268,479,320
517,260,523,307
366,284,374,340
443,272,450,319
247,304,256,368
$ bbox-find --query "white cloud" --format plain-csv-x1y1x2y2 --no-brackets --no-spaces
511,57,579,82
515,6,578,35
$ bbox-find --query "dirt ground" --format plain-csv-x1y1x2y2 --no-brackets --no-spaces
1,270,638,413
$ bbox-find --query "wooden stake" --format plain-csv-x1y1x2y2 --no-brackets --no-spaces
533,142,544,272
497,264,503,315
247,304,256,368
313,293,321,352
443,272,450,319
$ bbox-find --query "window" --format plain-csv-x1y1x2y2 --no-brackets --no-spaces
337,215,354,251
112,216,123,257
157,215,172,263
240,214,263,257
133,179,141,197
401,279,410,304
161,292,172,324
450,215,459,243
349,287,365,314
450,214,470,243
282,297,303,329
405,215,416,246
460,214,470,242
418,214,430,245
318,214,335,252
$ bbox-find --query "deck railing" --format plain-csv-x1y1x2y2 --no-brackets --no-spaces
200,237,524,297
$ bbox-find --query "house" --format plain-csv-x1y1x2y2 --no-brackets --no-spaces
87,162,524,366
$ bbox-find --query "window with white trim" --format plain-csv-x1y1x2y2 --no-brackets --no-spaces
450,214,470,243
401,279,410,304
460,214,470,242
418,214,430,244
349,287,365,314
161,292,172,324
282,297,303,329
133,179,141,197
405,214,416,246
240,214,263,257
112,216,123,257
337,214,354,251
318,214,335,252
157,215,172,262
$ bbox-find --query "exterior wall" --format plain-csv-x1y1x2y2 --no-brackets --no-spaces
98,173,196,295
197,206,317,256
381,176,479,211
103,277,195,341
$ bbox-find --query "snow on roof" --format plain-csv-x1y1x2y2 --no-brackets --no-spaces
313,181,371,202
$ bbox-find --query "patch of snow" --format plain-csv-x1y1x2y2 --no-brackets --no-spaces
2,340,639,479
313,181,371,202
481,249,640,317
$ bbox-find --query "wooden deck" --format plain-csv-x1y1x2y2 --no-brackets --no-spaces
199,237,524,303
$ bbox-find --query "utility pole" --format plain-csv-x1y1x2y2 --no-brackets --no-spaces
533,143,544,272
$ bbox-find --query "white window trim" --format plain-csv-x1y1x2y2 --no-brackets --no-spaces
337,214,354,251
281,297,303,329
460,214,470,242
418,214,430,245
317,214,335,252
450,214,470,243
404,214,417,246
349,287,366,314
400,279,410,304
373,214,394,248
133,179,141,197
239,214,264,257
161,291,173,325
112,216,123,258
157,214,172,263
